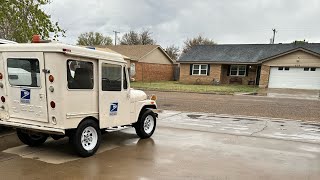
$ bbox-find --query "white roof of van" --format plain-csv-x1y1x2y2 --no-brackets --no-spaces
0,39,18,44
0,43,125,63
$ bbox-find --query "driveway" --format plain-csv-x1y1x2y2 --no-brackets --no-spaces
255,88,320,100
0,111,320,179
146,90,320,121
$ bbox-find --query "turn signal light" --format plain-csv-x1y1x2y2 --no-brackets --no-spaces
150,94,157,101
50,101,56,109
49,75,54,82
1,96,5,103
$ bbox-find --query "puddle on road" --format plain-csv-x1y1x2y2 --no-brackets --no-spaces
271,120,285,123
2,130,140,164
301,123,320,128
187,114,203,119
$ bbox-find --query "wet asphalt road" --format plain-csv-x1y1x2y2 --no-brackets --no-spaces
0,110,320,180
145,91,320,121
0,92,319,179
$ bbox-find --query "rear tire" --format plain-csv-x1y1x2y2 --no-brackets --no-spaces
134,109,157,139
70,119,101,157
16,129,48,147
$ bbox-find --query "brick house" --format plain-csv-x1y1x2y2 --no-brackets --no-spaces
178,44,320,89
100,45,175,82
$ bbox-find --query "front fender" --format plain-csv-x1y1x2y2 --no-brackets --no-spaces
134,100,158,122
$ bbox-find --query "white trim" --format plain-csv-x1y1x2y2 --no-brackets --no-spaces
230,65,246,76
192,64,208,75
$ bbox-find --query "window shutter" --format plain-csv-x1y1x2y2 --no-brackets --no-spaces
190,64,193,75
227,65,231,76
207,64,210,76
246,65,249,76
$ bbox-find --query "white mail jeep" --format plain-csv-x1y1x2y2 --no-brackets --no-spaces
0,39,158,157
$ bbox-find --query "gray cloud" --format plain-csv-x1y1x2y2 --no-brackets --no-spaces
43,0,320,48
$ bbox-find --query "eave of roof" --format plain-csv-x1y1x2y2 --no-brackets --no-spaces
178,43,320,64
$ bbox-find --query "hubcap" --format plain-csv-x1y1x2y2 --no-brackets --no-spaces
81,126,98,151
143,115,155,134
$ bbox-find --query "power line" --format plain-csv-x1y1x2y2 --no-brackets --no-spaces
113,30,120,45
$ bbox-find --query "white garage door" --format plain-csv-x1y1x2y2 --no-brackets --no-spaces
268,67,320,89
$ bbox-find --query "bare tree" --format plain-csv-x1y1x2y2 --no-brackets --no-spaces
165,45,180,61
77,32,113,46
120,31,140,45
120,30,156,45
182,35,216,53
140,30,156,45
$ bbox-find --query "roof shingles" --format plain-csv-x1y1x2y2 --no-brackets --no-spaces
178,43,320,63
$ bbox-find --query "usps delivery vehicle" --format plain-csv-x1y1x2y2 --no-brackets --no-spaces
0,36,158,157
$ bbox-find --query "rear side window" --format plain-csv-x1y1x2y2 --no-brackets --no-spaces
67,60,94,89
102,64,122,91
7,58,40,87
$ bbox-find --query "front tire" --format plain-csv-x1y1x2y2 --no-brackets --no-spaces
134,109,157,139
16,129,48,147
70,119,101,157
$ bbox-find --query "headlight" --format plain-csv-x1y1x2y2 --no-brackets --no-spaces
150,94,157,101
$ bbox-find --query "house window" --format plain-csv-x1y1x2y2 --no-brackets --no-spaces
304,67,310,71
230,65,246,76
310,67,316,71
284,67,290,71
192,64,208,75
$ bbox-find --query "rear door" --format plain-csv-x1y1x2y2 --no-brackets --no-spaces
98,60,131,128
3,52,48,122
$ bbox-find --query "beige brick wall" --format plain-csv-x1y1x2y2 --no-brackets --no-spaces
259,65,270,88
133,62,174,81
179,64,222,84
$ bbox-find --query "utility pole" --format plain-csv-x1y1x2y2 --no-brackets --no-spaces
113,30,120,45
272,29,277,44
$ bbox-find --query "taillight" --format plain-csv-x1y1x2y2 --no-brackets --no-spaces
49,75,54,82
50,101,56,108
1,96,5,103
0,73,3,80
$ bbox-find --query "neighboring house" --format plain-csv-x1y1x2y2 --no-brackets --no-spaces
101,45,175,81
178,43,320,90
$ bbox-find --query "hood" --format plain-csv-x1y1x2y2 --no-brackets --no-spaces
130,89,147,102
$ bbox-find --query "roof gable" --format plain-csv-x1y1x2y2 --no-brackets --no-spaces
178,43,320,63
103,45,159,60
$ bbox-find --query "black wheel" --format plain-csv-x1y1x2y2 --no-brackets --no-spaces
134,109,157,139
70,119,101,157
16,129,48,147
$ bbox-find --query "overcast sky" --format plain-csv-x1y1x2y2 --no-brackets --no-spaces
43,0,320,48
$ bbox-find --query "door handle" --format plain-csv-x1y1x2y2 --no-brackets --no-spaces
39,94,45,100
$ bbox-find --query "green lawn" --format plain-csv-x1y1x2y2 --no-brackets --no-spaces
131,81,259,94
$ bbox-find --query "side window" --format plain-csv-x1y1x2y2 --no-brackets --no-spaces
123,67,128,90
102,64,122,91
7,58,40,87
67,60,93,89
